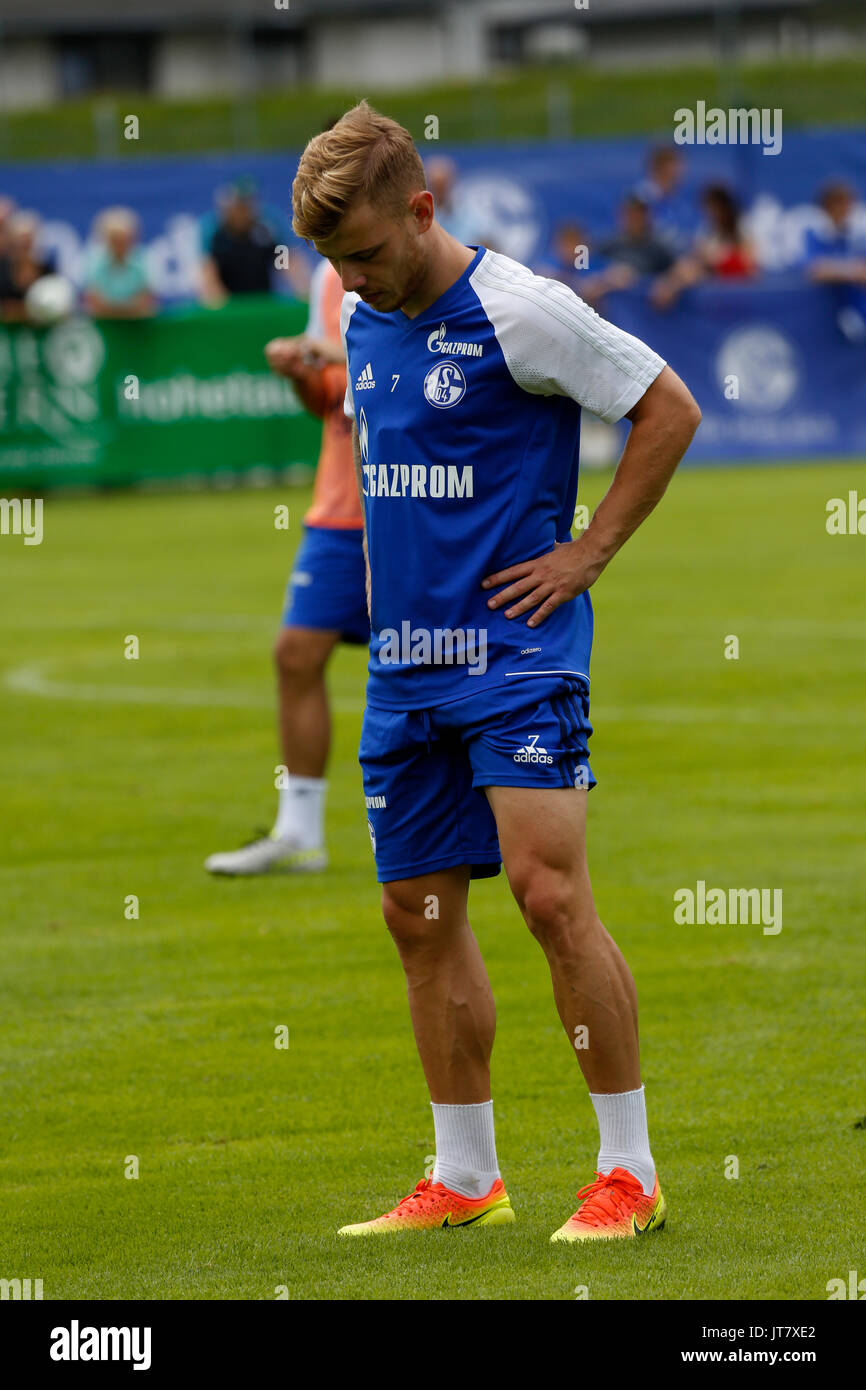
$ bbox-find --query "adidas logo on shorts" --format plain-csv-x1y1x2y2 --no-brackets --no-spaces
513,734,554,765
355,362,376,390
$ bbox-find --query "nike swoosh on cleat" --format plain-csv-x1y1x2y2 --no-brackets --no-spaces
633,1204,662,1235
441,1208,494,1228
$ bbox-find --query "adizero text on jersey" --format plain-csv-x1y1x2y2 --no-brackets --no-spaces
341,247,665,709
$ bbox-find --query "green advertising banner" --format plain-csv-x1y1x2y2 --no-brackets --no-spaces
0,295,323,490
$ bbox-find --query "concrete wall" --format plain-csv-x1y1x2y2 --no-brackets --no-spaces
0,39,58,110
153,34,250,99
1,2,865,110
308,17,449,89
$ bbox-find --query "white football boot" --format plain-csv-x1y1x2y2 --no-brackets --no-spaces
204,830,327,876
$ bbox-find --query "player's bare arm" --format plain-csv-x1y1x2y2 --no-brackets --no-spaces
265,334,345,372
482,364,701,626
265,334,345,417
806,255,866,285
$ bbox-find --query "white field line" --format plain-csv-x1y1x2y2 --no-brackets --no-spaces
3,660,859,725
0,614,865,639
4,663,275,710
0,614,276,633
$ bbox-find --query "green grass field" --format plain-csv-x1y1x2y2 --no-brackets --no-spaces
1,460,864,1301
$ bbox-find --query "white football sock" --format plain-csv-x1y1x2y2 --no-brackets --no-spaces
590,1085,656,1196
431,1100,500,1199
272,776,326,850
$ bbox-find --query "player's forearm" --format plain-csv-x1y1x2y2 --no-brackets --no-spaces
579,367,701,574
292,368,329,417
293,340,348,416
807,258,866,285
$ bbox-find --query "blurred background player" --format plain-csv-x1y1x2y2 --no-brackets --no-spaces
204,257,367,875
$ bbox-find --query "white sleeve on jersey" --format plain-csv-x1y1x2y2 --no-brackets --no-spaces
305,257,331,339
469,250,666,424
340,291,361,419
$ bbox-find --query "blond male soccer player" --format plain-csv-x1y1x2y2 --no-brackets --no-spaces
292,103,701,1241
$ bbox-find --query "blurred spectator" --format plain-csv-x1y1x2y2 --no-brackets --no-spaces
198,177,289,306
0,197,17,259
693,185,758,277
426,156,477,245
82,207,155,319
534,220,592,292
651,184,757,311
0,210,54,322
802,180,866,342
635,145,696,254
425,155,502,248
581,195,675,306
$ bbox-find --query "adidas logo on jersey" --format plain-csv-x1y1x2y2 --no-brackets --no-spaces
355,362,376,390
513,734,554,765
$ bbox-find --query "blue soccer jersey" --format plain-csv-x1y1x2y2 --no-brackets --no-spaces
341,246,665,709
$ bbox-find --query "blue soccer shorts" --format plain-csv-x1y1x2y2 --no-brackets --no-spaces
359,675,595,883
281,524,369,644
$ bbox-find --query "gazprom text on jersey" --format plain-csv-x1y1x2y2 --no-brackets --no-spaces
361,463,474,498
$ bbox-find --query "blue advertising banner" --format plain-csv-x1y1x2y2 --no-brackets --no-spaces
3,128,866,299
606,277,866,461
2,128,866,463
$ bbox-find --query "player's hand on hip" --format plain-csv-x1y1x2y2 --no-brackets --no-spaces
482,540,602,627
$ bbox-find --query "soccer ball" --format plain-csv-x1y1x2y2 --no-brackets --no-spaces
25,274,77,326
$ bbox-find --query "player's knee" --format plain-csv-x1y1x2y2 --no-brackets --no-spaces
517,869,596,954
273,627,316,680
381,883,436,950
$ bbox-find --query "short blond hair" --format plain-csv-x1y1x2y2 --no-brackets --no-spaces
292,101,426,243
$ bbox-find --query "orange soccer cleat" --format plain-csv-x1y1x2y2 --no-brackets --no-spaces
551,1167,667,1243
338,1176,515,1235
